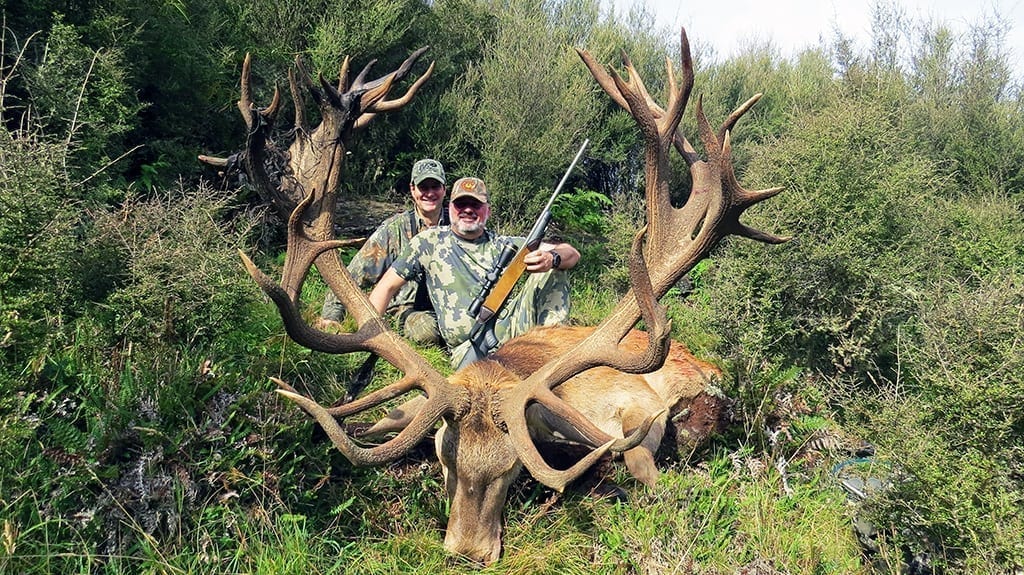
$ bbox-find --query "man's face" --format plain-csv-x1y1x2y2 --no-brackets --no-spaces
411,178,446,215
450,197,489,238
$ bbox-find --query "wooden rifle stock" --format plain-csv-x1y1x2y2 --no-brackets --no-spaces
473,238,541,324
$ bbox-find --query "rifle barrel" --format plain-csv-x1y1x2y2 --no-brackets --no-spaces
542,138,590,213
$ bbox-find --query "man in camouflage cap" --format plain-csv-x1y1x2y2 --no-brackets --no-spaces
320,158,448,345
369,176,580,366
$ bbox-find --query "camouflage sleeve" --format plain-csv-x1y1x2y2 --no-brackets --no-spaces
346,213,406,290
391,233,427,282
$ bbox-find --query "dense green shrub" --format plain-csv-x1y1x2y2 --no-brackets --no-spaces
21,17,143,190
857,267,1024,571
700,96,947,381
0,130,80,371
89,184,261,347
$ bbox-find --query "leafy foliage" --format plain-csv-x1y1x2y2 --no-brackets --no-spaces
0,130,79,369
89,184,260,347
704,95,945,380
857,269,1024,569
440,0,671,232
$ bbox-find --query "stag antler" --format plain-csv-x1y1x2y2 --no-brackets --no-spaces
199,48,434,221
499,28,789,490
226,49,470,464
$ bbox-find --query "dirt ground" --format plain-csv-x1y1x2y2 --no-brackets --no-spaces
333,196,407,240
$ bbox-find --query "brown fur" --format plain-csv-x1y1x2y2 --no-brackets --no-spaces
377,325,725,565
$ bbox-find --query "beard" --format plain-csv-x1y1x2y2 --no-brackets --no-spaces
452,219,483,235
449,203,489,237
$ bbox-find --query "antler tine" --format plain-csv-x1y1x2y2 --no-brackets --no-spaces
662,30,694,143
262,86,282,122
718,93,761,144
350,58,377,89
277,387,461,466
619,51,657,112
347,48,433,130
575,48,630,112
197,154,228,167
324,374,421,417
355,46,430,91
270,375,422,418
293,55,325,106
356,74,396,116
361,61,435,115
237,53,255,128
337,55,351,93
237,52,281,128
232,53,283,215
318,73,344,108
289,68,306,131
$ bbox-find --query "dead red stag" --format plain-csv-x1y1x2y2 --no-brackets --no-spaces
227,30,787,565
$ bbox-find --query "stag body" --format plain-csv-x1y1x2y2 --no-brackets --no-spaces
363,325,724,563
493,325,724,486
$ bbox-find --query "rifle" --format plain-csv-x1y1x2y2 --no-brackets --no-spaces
460,139,590,367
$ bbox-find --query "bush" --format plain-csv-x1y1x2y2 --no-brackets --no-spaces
22,16,143,188
0,129,80,370
90,184,261,347
858,269,1024,571
700,95,947,382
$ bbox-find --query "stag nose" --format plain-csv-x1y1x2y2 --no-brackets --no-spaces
444,530,502,566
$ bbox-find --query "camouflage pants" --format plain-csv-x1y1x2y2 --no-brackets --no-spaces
320,290,346,323
322,294,442,346
448,269,570,367
399,308,443,346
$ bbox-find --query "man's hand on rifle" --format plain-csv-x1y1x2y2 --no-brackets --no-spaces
523,249,558,272
523,243,579,273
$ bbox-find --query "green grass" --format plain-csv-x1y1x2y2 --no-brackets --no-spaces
0,440,868,574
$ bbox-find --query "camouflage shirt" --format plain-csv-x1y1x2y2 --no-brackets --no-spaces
392,227,524,348
322,209,432,321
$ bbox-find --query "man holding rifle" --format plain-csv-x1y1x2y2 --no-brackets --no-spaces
369,175,580,367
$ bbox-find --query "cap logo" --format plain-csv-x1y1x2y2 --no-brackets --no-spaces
412,159,445,185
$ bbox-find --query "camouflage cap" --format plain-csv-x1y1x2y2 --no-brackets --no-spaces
411,159,445,186
450,177,489,204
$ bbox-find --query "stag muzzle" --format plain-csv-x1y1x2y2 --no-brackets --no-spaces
436,421,523,565
443,487,505,565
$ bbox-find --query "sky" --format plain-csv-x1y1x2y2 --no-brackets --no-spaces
610,0,1024,80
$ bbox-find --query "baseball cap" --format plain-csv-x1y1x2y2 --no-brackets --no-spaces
450,177,489,204
411,159,445,186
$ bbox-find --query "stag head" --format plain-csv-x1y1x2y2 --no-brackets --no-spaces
234,29,787,566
